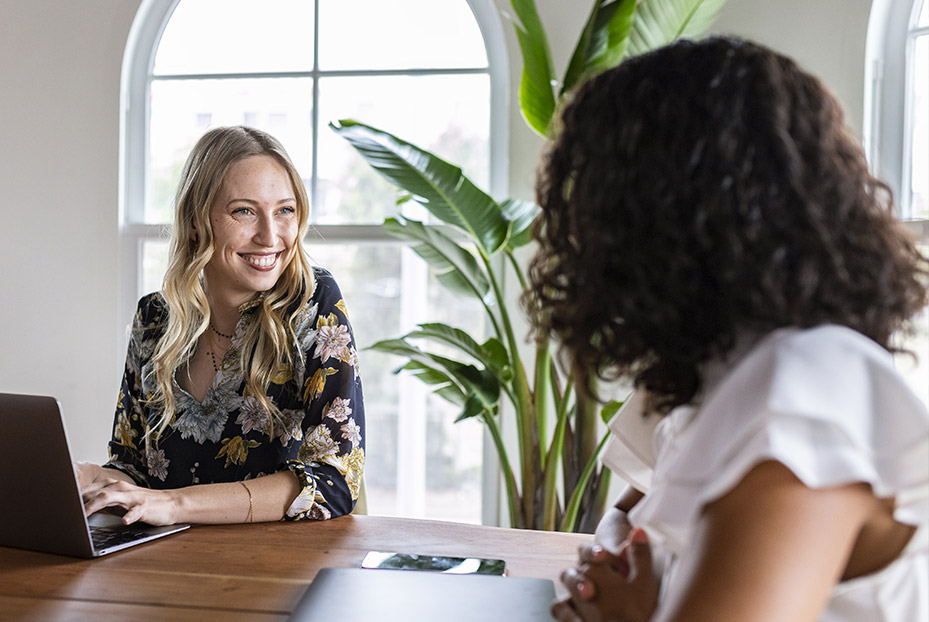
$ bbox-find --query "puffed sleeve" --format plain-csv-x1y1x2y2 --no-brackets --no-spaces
631,325,929,554
283,269,365,520
102,294,166,487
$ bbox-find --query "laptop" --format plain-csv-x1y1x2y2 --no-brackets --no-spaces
289,568,557,621
0,392,189,558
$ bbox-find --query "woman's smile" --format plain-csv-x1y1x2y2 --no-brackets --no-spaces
241,251,283,270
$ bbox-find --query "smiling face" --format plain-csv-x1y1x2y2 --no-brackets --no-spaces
203,154,299,307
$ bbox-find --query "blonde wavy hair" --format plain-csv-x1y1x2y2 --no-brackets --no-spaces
147,126,315,441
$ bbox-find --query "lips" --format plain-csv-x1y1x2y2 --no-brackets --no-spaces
240,252,282,271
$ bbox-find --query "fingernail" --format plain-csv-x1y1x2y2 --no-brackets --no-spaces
631,528,648,543
578,579,592,597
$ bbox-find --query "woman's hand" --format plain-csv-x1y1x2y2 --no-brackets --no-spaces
80,472,180,526
551,528,659,622
74,461,130,490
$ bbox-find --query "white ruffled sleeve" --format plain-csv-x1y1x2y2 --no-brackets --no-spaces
601,390,660,492
630,325,929,553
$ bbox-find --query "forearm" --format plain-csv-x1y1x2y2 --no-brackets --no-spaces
171,470,301,524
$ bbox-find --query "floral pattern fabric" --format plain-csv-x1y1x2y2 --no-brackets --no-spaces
104,267,364,520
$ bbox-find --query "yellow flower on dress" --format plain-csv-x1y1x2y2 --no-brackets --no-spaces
270,364,294,385
299,425,340,463
216,436,260,468
335,299,348,317
303,367,339,401
113,391,137,449
342,447,365,500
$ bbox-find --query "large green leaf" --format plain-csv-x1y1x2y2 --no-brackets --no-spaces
626,0,728,57
561,0,637,96
400,361,469,407
407,323,510,377
382,217,492,304
331,120,508,255
501,199,541,251
368,338,501,410
508,0,557,136
456,394,490,423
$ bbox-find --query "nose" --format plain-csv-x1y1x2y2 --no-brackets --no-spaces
254,211,277,247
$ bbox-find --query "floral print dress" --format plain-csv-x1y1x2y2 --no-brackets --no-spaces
104,267,364,520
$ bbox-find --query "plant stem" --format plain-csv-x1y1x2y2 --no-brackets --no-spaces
560,430,611,532
481,410,521,528
480,249,538,526
540,380,571,531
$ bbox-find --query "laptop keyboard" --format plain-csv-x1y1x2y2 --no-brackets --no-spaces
90,525,153,550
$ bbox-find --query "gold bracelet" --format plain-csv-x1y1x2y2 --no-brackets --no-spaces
240,481,254,523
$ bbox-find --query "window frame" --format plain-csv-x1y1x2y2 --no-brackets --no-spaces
866,0,929,240
119,0,510,524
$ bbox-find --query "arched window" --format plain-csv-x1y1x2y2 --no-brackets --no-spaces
866,0,928,222
120,0,509,523
866,0,929,407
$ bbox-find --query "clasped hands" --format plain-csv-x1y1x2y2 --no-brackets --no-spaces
552,527,660,622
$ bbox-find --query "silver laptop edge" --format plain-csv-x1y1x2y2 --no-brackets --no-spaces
0,392,188,558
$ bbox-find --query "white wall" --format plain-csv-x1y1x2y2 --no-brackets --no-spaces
496,0,876,203
0,0,875,465
0,0,142,462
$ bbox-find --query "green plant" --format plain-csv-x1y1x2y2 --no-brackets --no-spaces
331,0,728,531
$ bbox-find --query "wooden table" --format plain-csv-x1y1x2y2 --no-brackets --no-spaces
0,515,590,621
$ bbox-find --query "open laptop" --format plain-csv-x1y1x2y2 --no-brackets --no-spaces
289,568,557,621
0,392,189,558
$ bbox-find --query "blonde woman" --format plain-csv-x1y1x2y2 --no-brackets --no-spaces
78,126,364,525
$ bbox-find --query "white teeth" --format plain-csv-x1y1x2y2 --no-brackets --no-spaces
244,253,277,267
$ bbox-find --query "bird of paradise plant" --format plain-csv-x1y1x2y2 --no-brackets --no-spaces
332,0,728,531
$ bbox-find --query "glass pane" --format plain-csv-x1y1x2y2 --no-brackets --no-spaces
307,242,484,524
318,0,487,70
910,34,928,219
142,239,170,296
896,245,929,408
148,78,314,223
317,74,491,224
919,0,928,27
154,0,315,75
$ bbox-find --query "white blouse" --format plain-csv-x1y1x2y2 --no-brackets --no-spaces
602,325,929,621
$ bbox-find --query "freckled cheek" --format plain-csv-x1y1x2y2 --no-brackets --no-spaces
282,222,299,251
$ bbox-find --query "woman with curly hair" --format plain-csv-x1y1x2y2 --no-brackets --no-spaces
528,37,929,621
77,126,364,525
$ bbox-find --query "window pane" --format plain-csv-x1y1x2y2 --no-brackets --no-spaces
911,34,928,219
919,0,928,27
142,239,170,296
148,78,314,223
307,243,484,524
317,74,491,224
318,0,487,70
154,0,315,75
896,245,929,408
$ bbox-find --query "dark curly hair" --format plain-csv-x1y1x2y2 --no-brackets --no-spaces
526,36,928,414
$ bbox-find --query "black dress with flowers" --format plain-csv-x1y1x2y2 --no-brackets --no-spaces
103,267,365,520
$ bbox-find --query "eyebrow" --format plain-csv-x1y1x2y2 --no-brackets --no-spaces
225,198,296,207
